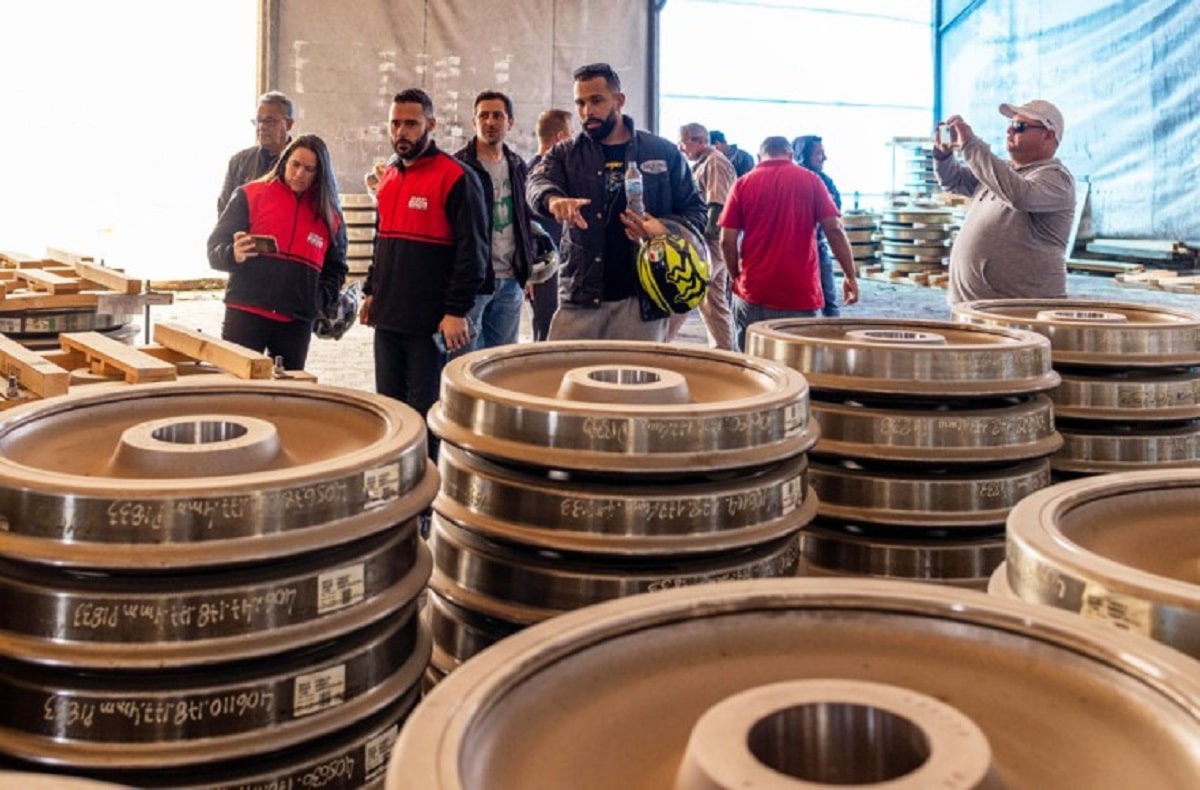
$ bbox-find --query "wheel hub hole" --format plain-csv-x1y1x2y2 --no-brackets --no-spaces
151,420,249,445
847,329,947,346
1036,309,1128,324
748,702,929,784
587,368,663,386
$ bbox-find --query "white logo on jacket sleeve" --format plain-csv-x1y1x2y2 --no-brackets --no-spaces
308,232,325,250
641,159,668,174
408,196,429,210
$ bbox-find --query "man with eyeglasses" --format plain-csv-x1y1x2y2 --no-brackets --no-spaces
527,62,706,341
669,122,735,350
933,100,1076,304
217,90,295,215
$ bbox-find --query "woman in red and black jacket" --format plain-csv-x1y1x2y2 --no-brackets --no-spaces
207,134,348,370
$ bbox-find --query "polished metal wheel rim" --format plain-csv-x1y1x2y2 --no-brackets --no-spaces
746,318,1058,397
952,298,1200,367
1006,469,1200,657
1052,420,1200,474
0,380,433,569
1052,367,1200,420
435,444,813,555
809,458,1051,528
800,522,1005,588
0,527,430,669
387,578,1200,790
428,342,814,472
810,394,1060,462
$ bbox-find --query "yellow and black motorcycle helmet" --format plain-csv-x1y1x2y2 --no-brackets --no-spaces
636,219,709,315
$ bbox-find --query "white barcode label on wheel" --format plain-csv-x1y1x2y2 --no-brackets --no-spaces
781,476,803,515
294,664,346,717
364,463,401,508
318,563,366,614
365,724,400,780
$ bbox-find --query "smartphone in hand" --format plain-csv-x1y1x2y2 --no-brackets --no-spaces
250,235,279,254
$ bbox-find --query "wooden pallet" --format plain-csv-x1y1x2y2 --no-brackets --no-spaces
0,323,313,409
862,267,949,289
0,250,156,311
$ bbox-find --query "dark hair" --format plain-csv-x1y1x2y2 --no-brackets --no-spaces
792,135,823,167
759,136,793,158
264,134,342,232
708,130,728,145
259,90,294,119
393,88,434,117
572,62,621,92
535,109,573,143
475,90,514,119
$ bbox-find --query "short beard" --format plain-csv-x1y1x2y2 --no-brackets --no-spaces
585,111,620,141
395,129,431,161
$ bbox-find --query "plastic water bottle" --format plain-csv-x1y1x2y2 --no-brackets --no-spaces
624,161,645,217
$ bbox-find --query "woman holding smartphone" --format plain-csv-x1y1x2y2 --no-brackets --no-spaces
207,134,348,370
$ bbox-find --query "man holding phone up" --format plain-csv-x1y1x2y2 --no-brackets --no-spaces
360,88,488,459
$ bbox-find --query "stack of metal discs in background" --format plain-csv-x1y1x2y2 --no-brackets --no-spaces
952,299,1200,476
877,205,955,282
994,469,1200,660
841,209,880,273
888,136,938,198
0,381,436,788
387,578,1200,789
747,319,1061,589
340,193,377,277
422,342,820,685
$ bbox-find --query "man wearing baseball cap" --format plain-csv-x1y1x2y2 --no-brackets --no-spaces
933,99,1075,304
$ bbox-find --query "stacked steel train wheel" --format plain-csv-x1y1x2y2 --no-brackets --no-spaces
387,578,1200,789
747,318,1061,589
877,206,954,279
993,469,1200,660
952,299,1200,476
0,380,436,788
423,342,820,684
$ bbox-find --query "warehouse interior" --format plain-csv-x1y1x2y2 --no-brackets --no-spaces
1,1,1199,788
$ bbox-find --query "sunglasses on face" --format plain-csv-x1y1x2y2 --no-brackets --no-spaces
1008,120,1047,133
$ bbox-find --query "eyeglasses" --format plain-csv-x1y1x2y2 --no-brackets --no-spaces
1008,120,1047,133
252,117,285,127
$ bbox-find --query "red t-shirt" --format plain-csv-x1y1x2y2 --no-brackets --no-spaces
719,159,839,310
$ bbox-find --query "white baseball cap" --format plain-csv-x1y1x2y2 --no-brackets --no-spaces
999,100,1064,141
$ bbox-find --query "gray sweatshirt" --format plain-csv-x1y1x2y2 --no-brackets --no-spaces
935,138,1075,304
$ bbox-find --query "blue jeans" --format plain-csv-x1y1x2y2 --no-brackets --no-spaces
732,295,819,352
462,276,523,351
817,233,840,317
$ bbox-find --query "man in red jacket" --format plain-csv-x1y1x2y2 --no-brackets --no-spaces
359,88,488,458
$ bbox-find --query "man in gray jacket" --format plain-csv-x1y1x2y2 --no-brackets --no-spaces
934,99,1075,304
527,62,706,341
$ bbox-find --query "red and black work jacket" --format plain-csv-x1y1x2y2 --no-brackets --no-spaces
207,178,348,322
364,142,488,334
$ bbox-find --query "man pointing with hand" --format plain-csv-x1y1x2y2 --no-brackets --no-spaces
527,62,705,341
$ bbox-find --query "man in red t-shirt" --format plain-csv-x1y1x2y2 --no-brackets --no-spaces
719,136,859,350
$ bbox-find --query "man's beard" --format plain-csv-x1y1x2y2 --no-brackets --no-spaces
395,129,431,160
584,110,620,141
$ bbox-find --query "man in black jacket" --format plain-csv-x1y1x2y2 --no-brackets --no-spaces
217,91,294,216
453,91,535,351
359,88,488,458
527,63,706,341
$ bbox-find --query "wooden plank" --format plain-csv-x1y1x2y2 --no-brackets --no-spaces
153,322,274,379
0,251,46,268
43,247,95,266
74,260,143,295
0,291,100,312
0,334,71,398
59,332,178,383
19,269,83,294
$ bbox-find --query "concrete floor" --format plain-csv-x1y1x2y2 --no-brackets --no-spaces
150,273,1200,393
